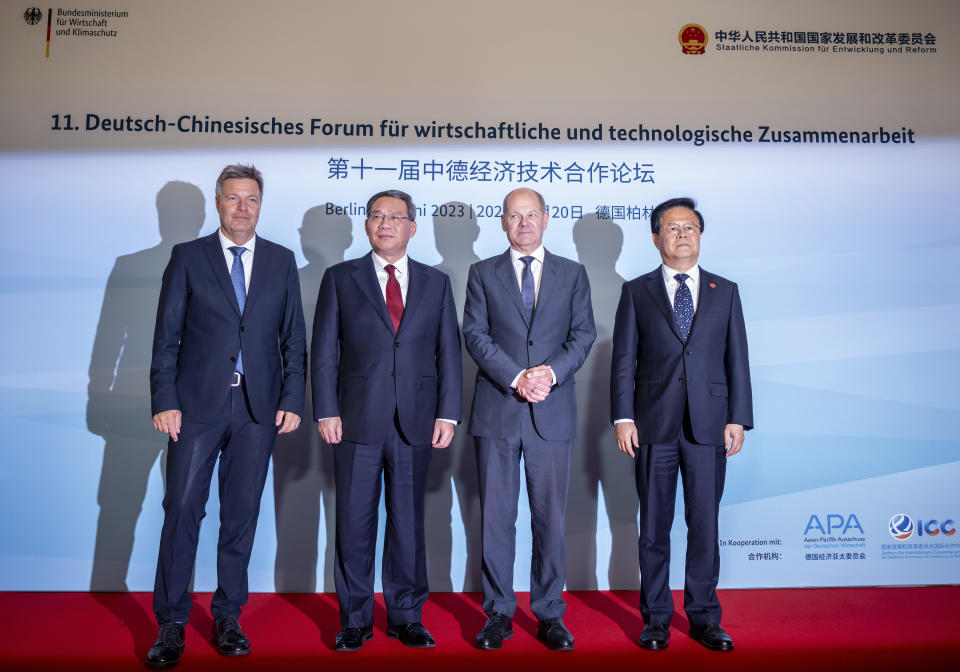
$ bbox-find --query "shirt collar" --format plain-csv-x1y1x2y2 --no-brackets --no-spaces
372,251,408,276
510,245,545,265
218,228,256,254
661,263,699,286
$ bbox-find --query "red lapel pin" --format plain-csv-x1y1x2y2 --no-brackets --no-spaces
709,282,716,288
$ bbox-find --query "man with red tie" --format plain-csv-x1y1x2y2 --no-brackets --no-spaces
311,190,462,651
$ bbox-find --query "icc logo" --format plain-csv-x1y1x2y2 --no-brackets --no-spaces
679,23,708,54
888,513,955,540
23,7,43,25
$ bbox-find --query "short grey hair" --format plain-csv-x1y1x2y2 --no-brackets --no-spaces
216,164,263,198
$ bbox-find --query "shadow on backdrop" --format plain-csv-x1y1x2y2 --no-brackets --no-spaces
567,213,640,589
272,204,353,592
87,180,205,590
426,201,482,592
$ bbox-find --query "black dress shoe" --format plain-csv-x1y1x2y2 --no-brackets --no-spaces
387,622,436,648
212,615,250,656
537,618,575,651
335,625,373,652
638,623,670,650
475,612,513,650
690,624,734,651
146,622,185,669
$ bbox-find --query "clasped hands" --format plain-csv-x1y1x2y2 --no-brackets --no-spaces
515,364,554,403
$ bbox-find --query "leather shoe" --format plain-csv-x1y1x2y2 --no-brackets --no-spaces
638,623,670,650
335,625,373,652
537,618,575,651
212,615,250,656
475,612,513,650
146,622,185,669
690,624,734,651
387,622,436,648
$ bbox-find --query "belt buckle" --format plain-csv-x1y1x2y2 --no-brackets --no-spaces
230,371,242,387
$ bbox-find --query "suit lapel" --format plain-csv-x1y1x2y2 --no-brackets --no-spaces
351,252,396,334
495,250,530,328
535,250,560,325
643,268,684,342
688,266,712,340
398,259,428,335
202,232,241,316
243,236,269,316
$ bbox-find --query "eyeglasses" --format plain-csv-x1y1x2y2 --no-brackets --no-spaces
368,213,409,225
661,223,701,236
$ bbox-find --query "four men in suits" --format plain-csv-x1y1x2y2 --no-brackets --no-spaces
148,165,306,667
147,179,753,657
463,188,596,651
611,197,753,652
311,190,462,651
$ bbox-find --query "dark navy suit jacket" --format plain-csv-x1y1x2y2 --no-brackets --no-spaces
311,253,462,445
150,232,306,424
610,266,753,446
463,249,596,441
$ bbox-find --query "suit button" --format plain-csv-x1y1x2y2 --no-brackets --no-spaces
230,356,237,363
394,342,400,348
240,326,246,332
685,349,692,355
678,377,685,383
528,340,534,346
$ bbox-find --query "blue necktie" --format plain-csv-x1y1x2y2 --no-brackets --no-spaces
229,246,247,373
520,255,535,318
673,273,693,341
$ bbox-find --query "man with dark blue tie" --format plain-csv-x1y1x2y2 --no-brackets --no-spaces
611,197,753,652
463,187,595,651
312,190,461,651
147,165,306,668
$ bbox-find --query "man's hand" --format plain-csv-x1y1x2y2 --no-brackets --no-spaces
724,423,745,456
152,409,182,442
516,364,553,403
615,420,639,458
275,411,301,434
432,419,455,449
318,416,343,444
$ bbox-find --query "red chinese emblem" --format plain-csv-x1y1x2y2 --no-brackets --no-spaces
679,23,708,54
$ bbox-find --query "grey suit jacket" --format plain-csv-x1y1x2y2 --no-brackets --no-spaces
463,249,595,440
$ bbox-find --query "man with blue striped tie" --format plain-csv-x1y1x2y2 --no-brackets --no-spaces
148,164,306,668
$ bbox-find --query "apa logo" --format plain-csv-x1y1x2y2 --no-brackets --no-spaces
679,23,708,54
888,514,955,541
804,514,864,535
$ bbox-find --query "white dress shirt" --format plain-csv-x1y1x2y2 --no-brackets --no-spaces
218,228,255,292
661,263,700,311
509,245,545,306
371,251,409,305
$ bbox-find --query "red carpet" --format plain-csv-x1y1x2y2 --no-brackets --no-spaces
1,588,957,670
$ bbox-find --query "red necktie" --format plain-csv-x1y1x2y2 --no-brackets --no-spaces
385,264,403,332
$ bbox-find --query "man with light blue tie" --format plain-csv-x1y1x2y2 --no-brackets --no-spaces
463,187,595,651
148,165,306,668
611,197,753,652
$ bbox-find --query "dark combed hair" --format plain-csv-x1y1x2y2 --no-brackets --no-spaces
650,197,704,234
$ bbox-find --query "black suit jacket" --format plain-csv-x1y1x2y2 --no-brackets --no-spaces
610,267,753,446
150,232,306,424
311,252,462,445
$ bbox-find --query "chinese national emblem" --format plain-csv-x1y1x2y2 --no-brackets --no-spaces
679,23,708,54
